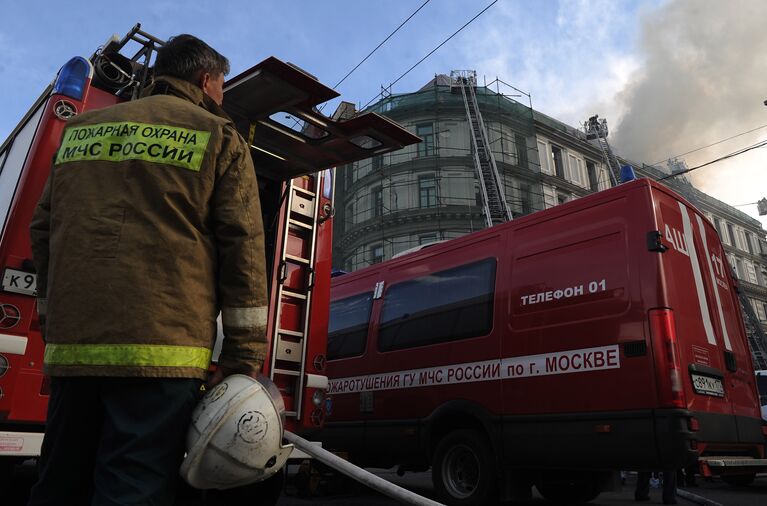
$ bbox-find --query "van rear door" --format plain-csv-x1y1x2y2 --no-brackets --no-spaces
653,187,762,439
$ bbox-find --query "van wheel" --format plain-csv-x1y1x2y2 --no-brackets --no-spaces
535,472,601,504
202,468,285,506
721,473,755,487
432,429,497,505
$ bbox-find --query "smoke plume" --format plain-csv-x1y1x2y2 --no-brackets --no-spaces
613,0,767,191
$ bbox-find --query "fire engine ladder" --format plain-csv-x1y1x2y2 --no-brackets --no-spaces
583,115,620,186
736,289,767,370
269,175,322,420
451,70,512,227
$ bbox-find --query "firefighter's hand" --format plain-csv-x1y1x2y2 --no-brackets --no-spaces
207,365,261,388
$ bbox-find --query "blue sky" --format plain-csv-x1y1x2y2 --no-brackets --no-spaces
2,0,765,227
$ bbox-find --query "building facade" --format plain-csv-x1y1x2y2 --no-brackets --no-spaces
332,74,767,367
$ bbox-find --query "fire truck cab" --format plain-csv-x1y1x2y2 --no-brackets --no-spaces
323,178,767,505
0,24,418,495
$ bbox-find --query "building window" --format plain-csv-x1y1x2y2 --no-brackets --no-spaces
378,259,497,352
515,134,528,169
586,161,599,191
713,218,724,240
745,260,758,284
557,193,568,205
372,186,383,218
745,232,754,254
419,175,437,208
568,155,582,185
343,162,354,190
519,183,532,215
416,123,434,157
370,244,384,264
372,154,383,171
419,233,438,245
551,145,565,179
328,292,373,360
727,223,737,247
345,202,354,231
537,141,550,174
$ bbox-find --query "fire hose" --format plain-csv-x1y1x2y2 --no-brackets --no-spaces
284,431,445,506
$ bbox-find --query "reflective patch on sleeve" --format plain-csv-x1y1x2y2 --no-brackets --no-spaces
222,306,268,329
55,121,211,172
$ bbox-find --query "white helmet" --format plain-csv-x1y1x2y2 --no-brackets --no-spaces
179,374,293,489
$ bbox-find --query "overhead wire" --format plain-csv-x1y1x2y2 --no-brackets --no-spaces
359,0,499,111
651,123,767,166
332,0,432,90
658,139,767,181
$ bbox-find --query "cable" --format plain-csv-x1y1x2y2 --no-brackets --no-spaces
332,0,431,90
659,139,767,181
651,123,767,166
359,0,499,111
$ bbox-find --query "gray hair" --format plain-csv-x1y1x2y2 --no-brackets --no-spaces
154,34,230,82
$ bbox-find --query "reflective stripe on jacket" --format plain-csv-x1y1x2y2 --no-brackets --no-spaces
30,76,268,379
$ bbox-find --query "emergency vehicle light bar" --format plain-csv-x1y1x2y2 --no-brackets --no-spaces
222,57,421,181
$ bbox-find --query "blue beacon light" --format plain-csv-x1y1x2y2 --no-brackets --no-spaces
52,57,92,101
620,164,637,183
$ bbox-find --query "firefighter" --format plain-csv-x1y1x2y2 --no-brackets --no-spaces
27,34,268,506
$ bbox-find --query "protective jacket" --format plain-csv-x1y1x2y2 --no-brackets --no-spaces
30,76,268,379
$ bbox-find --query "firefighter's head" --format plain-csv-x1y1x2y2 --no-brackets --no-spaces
154,34,230,106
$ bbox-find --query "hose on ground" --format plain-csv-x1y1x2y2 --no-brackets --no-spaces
284,431,444,506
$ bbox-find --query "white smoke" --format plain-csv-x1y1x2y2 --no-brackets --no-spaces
612,0,767,227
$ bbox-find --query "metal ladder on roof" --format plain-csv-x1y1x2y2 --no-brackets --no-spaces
583,115,620,186
451,70,512,227
268,175,321,420
736,289,767,370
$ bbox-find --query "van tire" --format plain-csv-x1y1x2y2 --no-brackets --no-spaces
432,429,497,506
535,472,602,504
721,473,755,487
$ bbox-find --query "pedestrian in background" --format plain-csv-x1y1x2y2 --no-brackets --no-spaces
635,469,677,504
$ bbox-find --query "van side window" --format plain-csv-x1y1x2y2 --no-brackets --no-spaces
328,292,373,360
378,259,496,352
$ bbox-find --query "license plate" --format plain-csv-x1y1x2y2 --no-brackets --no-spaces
1,268,37,296
691,373,724,397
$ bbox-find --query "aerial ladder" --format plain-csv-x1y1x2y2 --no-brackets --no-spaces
583,115,620,186
737,289,767,370
451,70,512,227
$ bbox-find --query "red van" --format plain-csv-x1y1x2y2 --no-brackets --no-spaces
322,178,767,505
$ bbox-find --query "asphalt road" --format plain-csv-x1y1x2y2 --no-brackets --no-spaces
6,462,766,505
277,469,767,506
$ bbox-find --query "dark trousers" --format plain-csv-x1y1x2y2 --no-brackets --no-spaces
635,470,677,504
28,376,201,506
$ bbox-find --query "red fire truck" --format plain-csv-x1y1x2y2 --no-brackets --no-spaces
0,24,418,499
323,178,767,505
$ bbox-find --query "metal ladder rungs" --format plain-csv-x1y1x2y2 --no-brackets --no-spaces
278,328,305,338
288,218,313,230
285,254,310,265
293,187,316,198
273,368,300,377
282,289,308,300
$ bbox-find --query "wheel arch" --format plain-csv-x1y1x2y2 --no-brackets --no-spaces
422,400,501,461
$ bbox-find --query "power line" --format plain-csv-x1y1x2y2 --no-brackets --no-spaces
651,123,767,166
360,0,499,111
658,139,767,181
332,0,432,90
